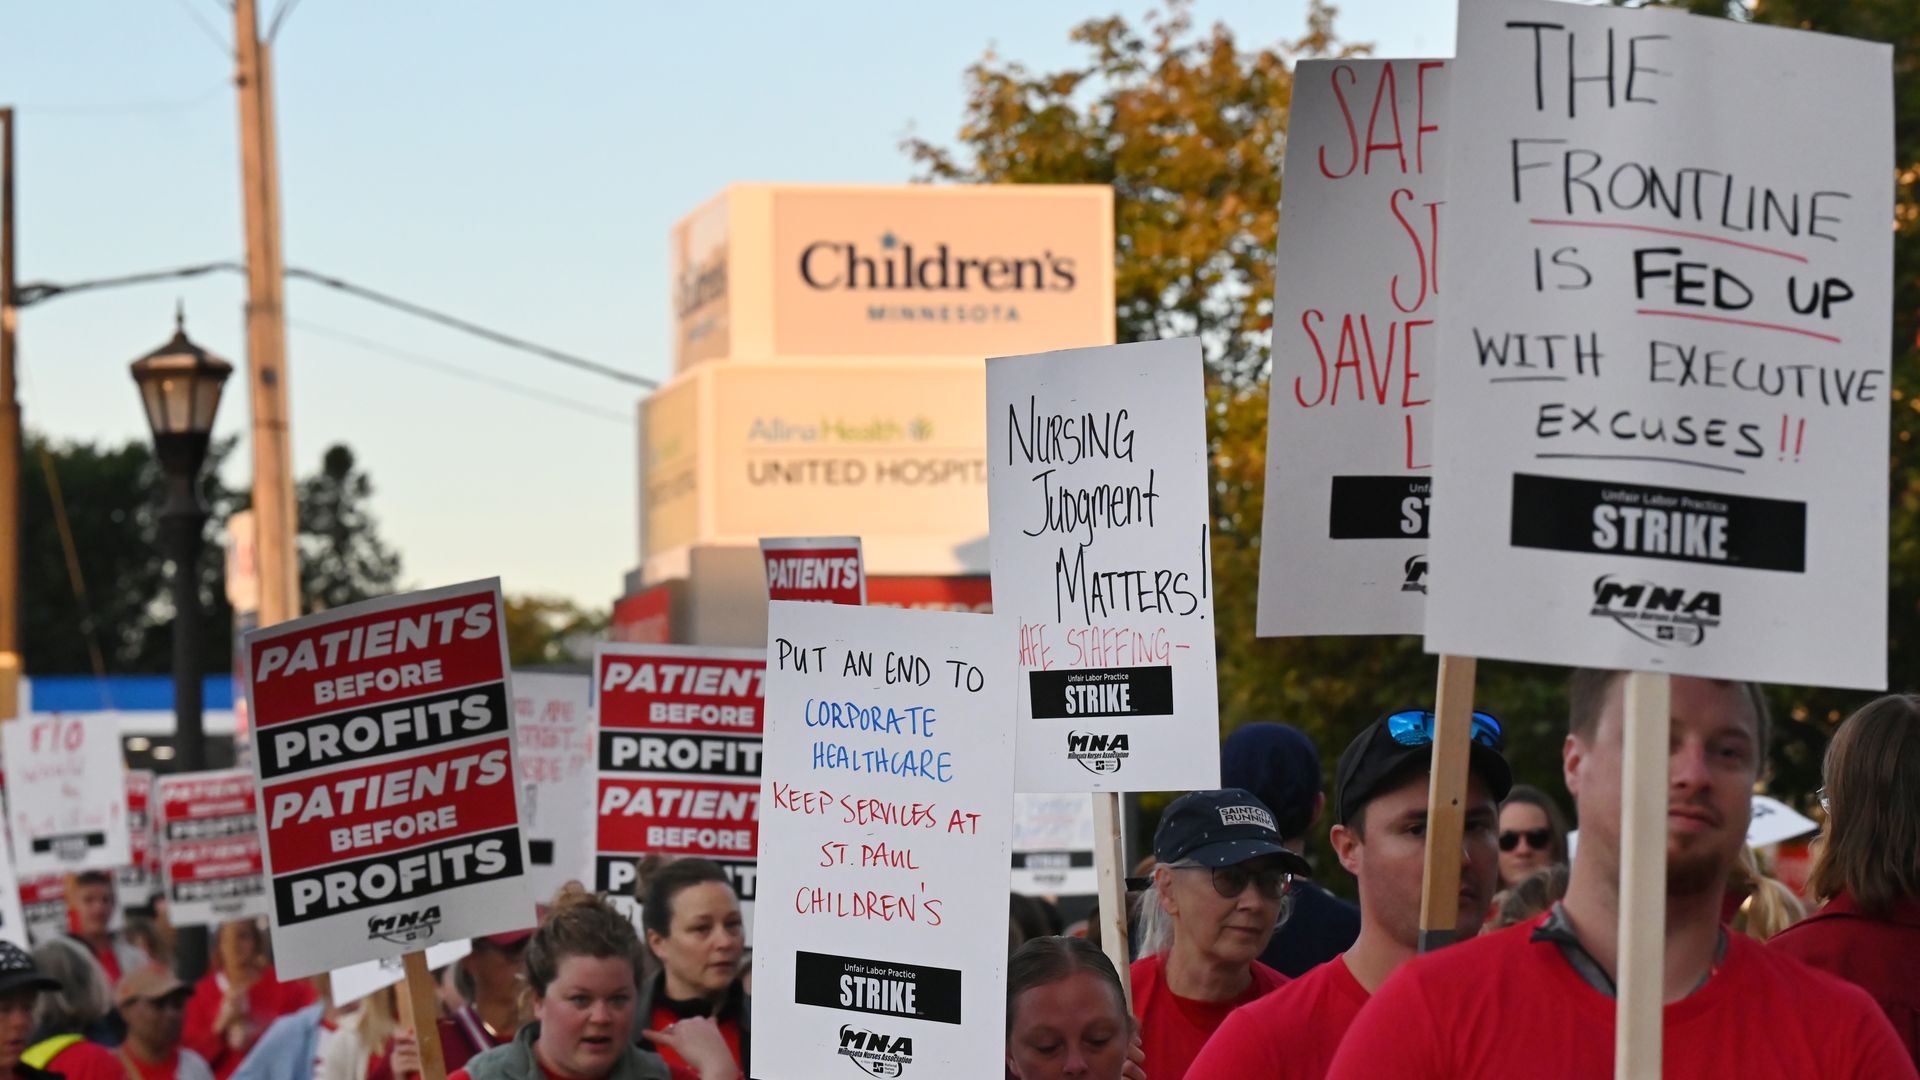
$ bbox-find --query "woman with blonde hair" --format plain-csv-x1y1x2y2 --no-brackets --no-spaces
1771,693,1920,1065
181,920,315,1079
1729,845,1805,941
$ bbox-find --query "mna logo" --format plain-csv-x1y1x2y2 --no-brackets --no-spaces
366,905,443,947
838,1026,914,1077
1401,554,1428,594
1589,575,1722,647
1066,731,1129,775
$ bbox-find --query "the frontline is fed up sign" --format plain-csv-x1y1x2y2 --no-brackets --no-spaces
243,579,536,978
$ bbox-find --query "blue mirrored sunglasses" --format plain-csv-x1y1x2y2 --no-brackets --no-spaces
1386,709,1504,752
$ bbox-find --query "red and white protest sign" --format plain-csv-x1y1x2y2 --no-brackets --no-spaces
244,579,536,978
156,770,270,927
513,672,595,901
17,875,65,946
2,713,129,876
760,537,866,605
119,770,158,905
593,643,763,927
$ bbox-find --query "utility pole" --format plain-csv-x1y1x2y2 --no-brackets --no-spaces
0,108,21,720
233,0,300,631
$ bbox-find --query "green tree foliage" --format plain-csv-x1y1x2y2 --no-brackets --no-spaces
502,594,606,668
21,436,401,676
913,0,1917,815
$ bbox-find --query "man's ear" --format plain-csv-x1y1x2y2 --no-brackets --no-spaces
1563,733,1583,800
1330,823,1363,877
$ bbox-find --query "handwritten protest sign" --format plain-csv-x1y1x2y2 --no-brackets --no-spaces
157,770,270,927
593,643,763,927
754,602,1014,1078
243,579,536,978
1259,59,1447,636
762,537,867,605
514,671,594,901
1011,794,1096,897
119,770,158,906
1425,0,1892,689
987,339,1220,792
2,714,129,875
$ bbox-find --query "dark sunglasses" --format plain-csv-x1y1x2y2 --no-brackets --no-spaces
1498,828,1553,852
1175,860,1292,901
1387,709,1504,752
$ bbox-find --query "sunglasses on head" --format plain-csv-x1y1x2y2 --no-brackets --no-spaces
1175,859,1292,901
1386,709,1504,752
1498,828,1553,852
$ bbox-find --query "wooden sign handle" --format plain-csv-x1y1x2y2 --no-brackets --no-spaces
394,950,448,1080
1092,791,1134,1011
1416,654,1478,952
1616,671,1671,1079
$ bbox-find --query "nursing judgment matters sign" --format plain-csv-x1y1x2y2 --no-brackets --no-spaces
1425,0,1892,688
243,579,536,978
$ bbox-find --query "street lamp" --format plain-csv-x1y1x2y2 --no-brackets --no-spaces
129,307,231,776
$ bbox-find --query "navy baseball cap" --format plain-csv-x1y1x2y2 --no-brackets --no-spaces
1220,723,1323,840
1335,711,1513,826
1153,788,1311,876
0,941,58,996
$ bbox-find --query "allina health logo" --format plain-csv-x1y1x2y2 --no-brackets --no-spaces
798,230,1078,325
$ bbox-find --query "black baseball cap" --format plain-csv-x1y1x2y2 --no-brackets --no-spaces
0,941,59,996
1335,712,1513,826
1152,788,1312,876
1220,723,1323,840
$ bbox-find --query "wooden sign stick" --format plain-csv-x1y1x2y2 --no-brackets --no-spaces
395,950,449,1080
1615,671,1670,1079
1092,790,1133,1010
1416,654,1478,953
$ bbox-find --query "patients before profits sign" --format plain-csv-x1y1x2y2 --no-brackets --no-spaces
754,602,1015,1079
1259,58,1447,637
244,579,536,978
594,643,764,925
987,338,1221,793
157,770,270,928
1425,0,1893,689
762,536,866,605
2,713,130,876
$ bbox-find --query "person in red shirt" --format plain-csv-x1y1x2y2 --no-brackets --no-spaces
182,919,317,1080
22,937,123,1080
635,860,747,1076
64,871,150,991
114,965,213,1080
1191,708,1510,1078
0,942,62,1080
1327,672,1917,1079
438,929,533,1070
1128,788,1307,1080
1770,692,1920,1065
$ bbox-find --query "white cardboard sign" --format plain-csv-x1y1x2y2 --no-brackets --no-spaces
156,770,271,928
0,798,31,948
1425,0,1892,689
513,671,596,903
2,713,130,876
1747,794,1819,849
762,537,867,606
754,602,1015,1079
1259,58,1447,637
1011,794,1096,897
330,938,474,1007
987,339,1221,792
243,579,537,979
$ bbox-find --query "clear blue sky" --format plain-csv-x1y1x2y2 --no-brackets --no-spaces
0,1,1451,611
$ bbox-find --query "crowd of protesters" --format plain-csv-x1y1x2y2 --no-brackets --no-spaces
1,674,1911,1080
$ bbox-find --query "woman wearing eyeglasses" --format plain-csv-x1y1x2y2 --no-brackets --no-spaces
1130,789,1308,1080
1496,784,1571,889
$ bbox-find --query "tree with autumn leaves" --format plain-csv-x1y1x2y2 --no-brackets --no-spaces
907,0,1919,808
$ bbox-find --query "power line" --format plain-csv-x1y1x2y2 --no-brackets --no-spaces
288,318,632,425
167,0,234,58
266,0,306,43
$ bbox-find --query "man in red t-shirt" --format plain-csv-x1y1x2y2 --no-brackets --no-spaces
115,965,214,1080
65,871,149,991
1192,709,1510,1077
1328,673,1918,1079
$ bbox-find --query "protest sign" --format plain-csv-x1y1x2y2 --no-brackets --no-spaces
593,643,762,927
18,875,64,945
0,825,28,948
761,537,867,605
1425,0,1893,690
987,339,1221,792
513,671,594,901
119,770,158,906
330,938,473,1007
156,769,270,927
1258,58,1447,636
1747,794,1819,849
755,602,1015,1078
1011,794,1096,896
2,713,129,876
243,579,536,979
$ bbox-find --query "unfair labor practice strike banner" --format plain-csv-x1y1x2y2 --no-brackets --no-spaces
754,602,1015,1079
1425,0,1892,689
593,643,763,929
1011,794,1096,897
514,671,595,902
244,579,536,978
762,536,867,605
987,339,1221,792
157,770,270,927
1259,58,1447,636
2,713,130,876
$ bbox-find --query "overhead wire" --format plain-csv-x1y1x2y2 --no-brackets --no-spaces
166,0,235,59
266,0,306,43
